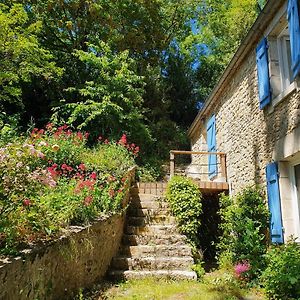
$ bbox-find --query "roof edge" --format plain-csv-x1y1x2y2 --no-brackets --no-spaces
188,0,285,138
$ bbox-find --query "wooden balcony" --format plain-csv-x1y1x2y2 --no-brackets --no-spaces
170,150,229,193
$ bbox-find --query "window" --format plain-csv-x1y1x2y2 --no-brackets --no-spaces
293,164,300,236
256,0,300,109
269,25,294,100
206,115,217,179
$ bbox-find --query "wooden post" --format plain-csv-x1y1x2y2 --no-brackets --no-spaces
220,154,227,182
170,152,175,179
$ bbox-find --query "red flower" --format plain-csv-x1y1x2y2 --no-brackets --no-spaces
109,189,115,198
134,146,140,155
107,175,116,182
118,134,127,145
78,163,85,171
76,132,83,141
46,123,53,130
67,165,73,172
90,172,97,180
61,163,68,170
84,196,93,206
84,132,90,139
23,199,31,207
104,139,109,144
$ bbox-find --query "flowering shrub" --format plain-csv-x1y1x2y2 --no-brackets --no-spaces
217,188,269,278
0,125,137,255
234,261,251,280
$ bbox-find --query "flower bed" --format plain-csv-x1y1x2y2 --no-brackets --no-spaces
0,124,138,256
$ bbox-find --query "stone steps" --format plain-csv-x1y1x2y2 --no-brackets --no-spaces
111,256,194,271
127,216,176,226
127,208,171,217
129,199,169,209
108,187,196,281
119,245,192,257
125,224,180,235
109,270,197,281
122,234,187,246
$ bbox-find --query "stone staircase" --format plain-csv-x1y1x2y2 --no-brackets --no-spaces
108,183,197,281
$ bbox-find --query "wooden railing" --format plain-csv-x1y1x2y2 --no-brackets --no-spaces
170,150,227,182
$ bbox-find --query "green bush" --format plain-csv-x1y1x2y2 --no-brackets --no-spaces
166,176,202,247
0,125,136,255
217,188,269,278
261,241,300,300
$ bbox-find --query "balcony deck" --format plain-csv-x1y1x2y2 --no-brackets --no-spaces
169,150,229,194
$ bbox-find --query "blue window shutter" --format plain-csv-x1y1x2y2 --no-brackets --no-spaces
288,0,300,79
266,162,284,244
207,115,217,178
256,38,271,109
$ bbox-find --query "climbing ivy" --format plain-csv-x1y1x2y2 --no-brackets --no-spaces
166,176,202,247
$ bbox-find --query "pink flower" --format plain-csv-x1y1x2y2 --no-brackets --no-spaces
37,151,45,159
234,261,251,278
23,199,31,207
104,139,109,144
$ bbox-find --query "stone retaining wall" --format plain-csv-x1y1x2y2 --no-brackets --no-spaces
0,168,135,300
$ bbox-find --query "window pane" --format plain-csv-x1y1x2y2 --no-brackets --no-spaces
294,164,300,219
286,39,293,82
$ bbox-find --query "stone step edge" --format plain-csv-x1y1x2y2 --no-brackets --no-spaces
113,256,194,261
122,233,185,239
108,270,197,280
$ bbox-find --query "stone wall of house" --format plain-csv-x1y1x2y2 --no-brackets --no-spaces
191,52,300,193
0,169,136,300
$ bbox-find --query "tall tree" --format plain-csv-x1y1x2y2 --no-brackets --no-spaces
0,4,62,113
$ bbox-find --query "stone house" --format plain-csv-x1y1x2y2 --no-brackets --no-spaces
188,0,300,244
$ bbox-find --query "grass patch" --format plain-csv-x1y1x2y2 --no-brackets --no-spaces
81,276,266,300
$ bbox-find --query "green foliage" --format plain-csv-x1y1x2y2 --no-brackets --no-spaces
192,261,206,280
180,0,265,102
0,4,62,110
0,126,136,255
217,188,269,278
0,0,263,165
52,41,153,150
136,161,163,182
0,113,21,146
204,269,243,298
196,0,262,68
261,241,300,300
166,176,202,247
